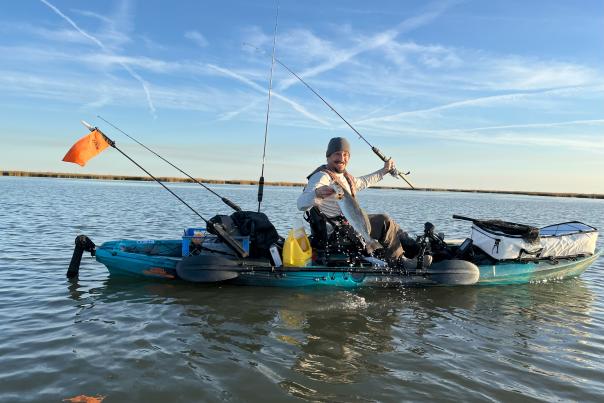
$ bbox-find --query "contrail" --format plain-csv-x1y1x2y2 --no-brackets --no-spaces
40,0,156,117
208,63,330,126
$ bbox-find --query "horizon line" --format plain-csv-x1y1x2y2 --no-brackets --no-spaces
3,170,603,200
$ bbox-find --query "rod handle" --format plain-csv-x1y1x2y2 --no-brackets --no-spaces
211,223,249,258
222,198,242,212
371,146,387,161
373,146,415,189
257,176,265,209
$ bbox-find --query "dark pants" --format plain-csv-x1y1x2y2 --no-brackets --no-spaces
367,213,405,263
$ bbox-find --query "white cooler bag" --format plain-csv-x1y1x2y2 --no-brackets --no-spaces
471,220,598,261
471,223,542,260
538,222,598,258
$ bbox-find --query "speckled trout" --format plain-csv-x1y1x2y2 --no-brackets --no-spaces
332,182,383,254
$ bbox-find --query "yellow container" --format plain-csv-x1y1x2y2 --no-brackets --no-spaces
282,228,312,267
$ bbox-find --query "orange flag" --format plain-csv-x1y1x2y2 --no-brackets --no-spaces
62,130,111,167
62,395,106,403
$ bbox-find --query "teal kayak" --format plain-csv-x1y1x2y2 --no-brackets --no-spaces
90,238,600,287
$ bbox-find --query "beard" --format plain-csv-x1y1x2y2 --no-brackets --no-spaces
330,162,346,173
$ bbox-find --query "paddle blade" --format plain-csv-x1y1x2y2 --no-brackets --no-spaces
176,254,242,283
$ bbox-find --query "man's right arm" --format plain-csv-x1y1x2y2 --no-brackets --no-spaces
297,172,331,211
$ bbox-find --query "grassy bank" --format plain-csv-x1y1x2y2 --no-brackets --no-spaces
3,170,603,199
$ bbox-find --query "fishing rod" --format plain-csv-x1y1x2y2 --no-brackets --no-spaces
256,2,279,212
96,115,242,212
80,121,248,258
245,44,415,189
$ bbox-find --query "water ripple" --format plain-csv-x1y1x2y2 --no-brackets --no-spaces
1,177,603,402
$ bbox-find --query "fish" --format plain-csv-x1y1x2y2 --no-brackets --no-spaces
331,182,383,254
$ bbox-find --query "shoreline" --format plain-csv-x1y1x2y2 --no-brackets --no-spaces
3,170,603,199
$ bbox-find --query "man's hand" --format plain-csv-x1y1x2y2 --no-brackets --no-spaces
382,158,396,175
315,185,336,199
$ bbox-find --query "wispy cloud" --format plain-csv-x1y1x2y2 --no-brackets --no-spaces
71,9,113,25
447,119,604,133
356,86,603,125
276,1,456,91
457,132,604,152
185,30,209,48
217,101,260,121
39,0,156,117
357,116,604,153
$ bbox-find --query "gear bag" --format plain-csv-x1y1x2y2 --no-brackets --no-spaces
208,211,280,258
470,219,597,260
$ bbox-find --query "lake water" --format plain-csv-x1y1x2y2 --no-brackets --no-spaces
1,177,603,402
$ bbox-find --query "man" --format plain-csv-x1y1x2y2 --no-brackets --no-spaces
297,137,428,269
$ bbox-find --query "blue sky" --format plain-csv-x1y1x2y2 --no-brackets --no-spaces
1,0,603,193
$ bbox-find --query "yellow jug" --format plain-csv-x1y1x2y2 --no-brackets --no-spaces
282,227,312,267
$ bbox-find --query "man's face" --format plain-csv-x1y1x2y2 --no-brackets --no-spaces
327,150,350,173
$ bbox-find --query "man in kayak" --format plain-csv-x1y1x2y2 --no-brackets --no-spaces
297,137,430,269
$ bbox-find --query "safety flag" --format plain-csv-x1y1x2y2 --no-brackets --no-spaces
62,129,111,166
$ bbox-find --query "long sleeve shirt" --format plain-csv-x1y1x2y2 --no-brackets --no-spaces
297,168,386,217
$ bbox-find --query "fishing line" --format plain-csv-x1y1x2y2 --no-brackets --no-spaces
96,115,242,212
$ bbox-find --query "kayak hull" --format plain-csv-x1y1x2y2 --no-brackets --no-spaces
94,240,600,287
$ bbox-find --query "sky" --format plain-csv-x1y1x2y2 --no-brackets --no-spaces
0,0,603,193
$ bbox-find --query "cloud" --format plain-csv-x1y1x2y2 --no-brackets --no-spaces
39,0,156,116
478,57,598,90
71,9,113,25
206,64,330,126
450,119,604,133
275,1,457,91
356,86,603,125
185,30,209,48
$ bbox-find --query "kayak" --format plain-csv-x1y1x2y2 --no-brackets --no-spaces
85,236,600,288
68,216,600,287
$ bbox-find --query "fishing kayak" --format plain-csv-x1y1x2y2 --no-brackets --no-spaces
67,215,600,287
78,233,600,288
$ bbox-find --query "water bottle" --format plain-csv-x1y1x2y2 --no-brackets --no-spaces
269,244,282,267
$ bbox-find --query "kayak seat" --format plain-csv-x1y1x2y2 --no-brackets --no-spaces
304,207,366,266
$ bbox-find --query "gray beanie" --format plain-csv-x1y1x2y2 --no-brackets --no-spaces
326,137,351,157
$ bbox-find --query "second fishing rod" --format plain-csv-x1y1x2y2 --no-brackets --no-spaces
246,43,415,189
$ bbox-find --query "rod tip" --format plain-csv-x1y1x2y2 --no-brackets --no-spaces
81,120,94,131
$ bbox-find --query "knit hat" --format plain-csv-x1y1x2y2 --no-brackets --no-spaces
326,137,351,157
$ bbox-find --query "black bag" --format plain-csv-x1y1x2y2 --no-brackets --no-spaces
231,211,280,258
207,211,280,258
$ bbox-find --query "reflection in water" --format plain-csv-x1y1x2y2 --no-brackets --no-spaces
73,278,596,401
63,261,599,402
285,292,396,385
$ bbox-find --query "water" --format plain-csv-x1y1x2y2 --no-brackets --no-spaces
1,177,603,402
